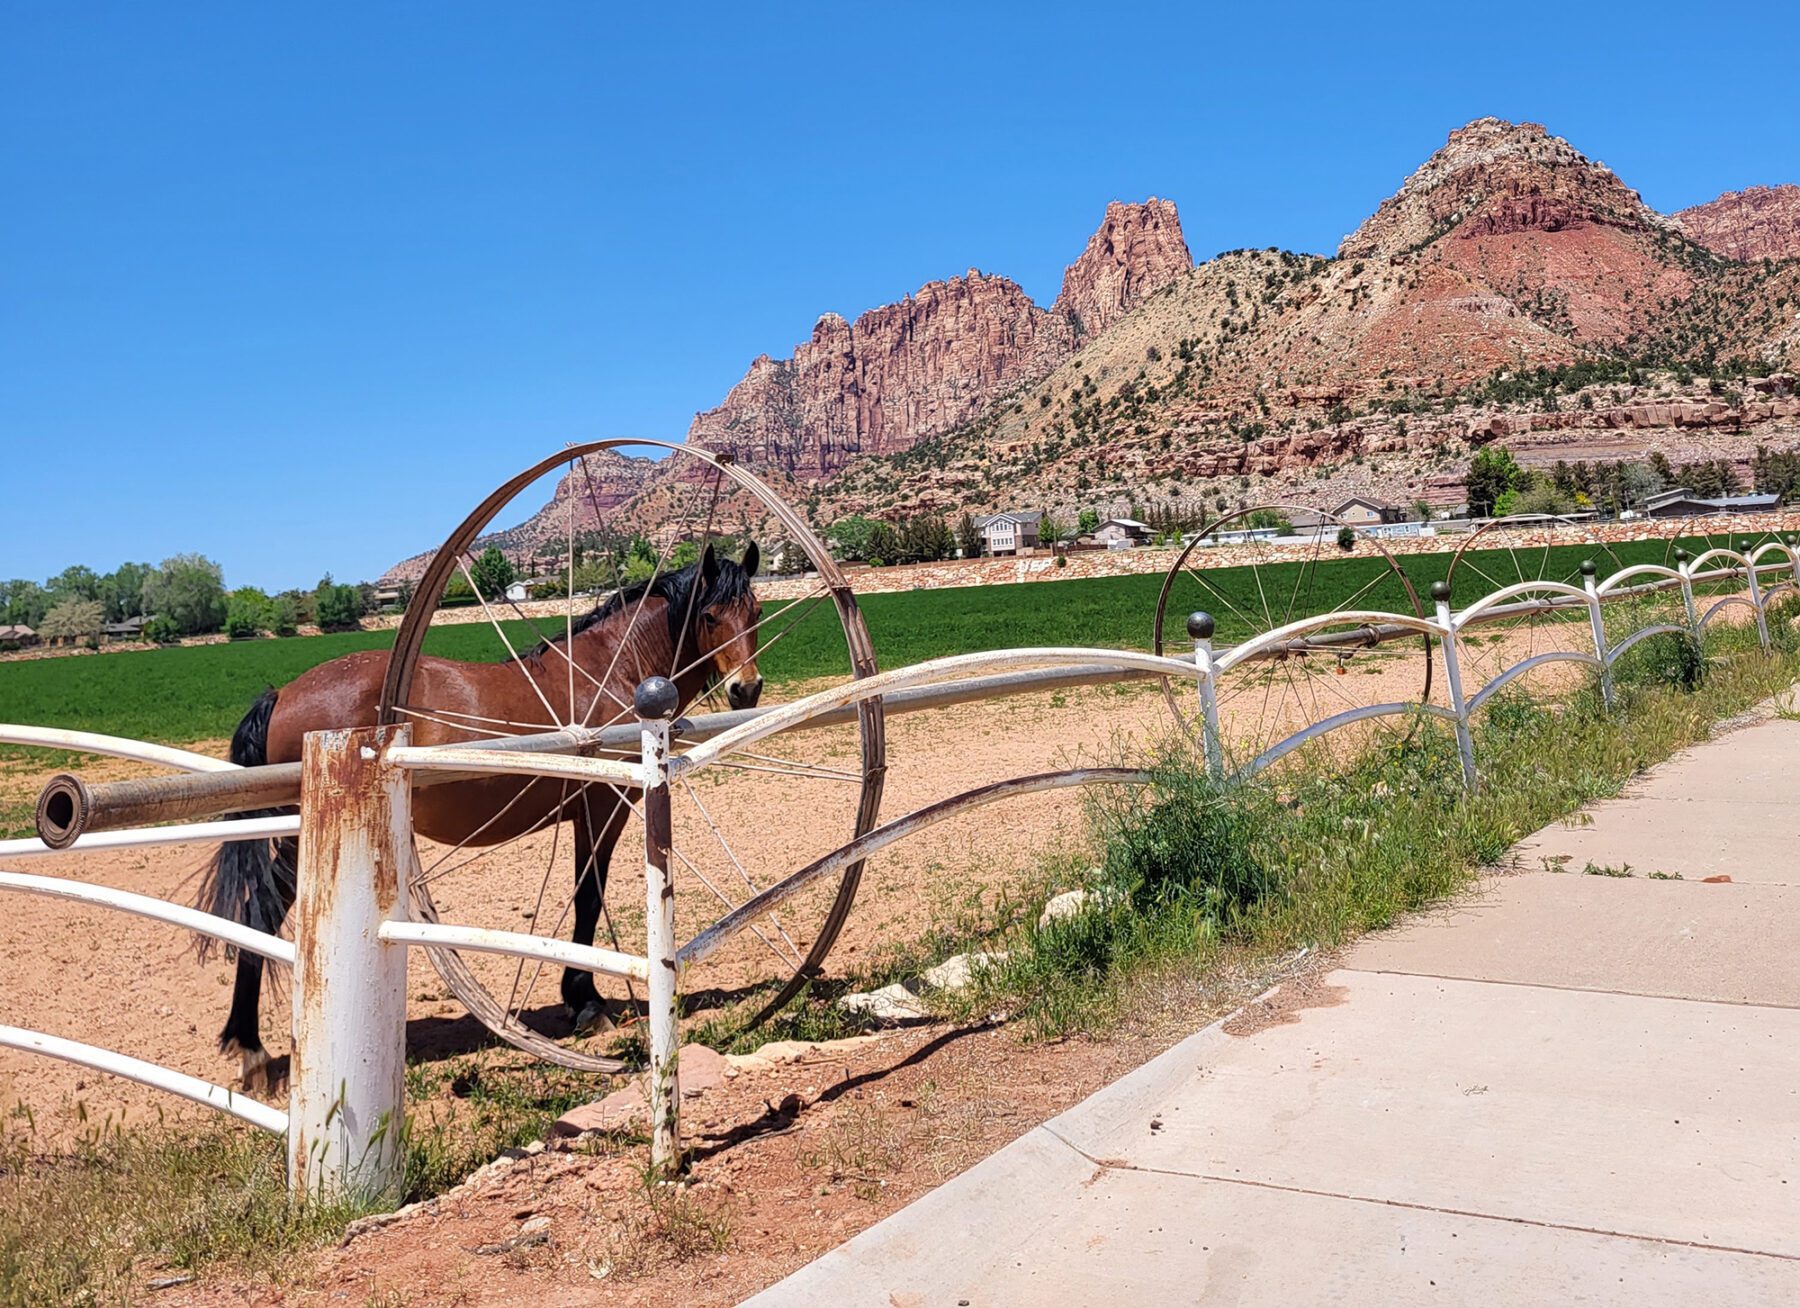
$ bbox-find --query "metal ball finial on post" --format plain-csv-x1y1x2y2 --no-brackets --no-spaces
1187,613,1223,779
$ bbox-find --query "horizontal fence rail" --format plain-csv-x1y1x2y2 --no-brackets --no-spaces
377,920,650,982
0,1026,289,1135
0,869,295,965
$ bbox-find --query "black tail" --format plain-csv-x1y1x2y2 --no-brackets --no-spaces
195,688,297,951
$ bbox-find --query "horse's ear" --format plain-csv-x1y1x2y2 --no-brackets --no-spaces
700,542,719,588
741,542,760,577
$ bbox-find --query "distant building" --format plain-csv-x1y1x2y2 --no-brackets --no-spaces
1092,517,1153,548
0,624,38,648
1330,496,1404,525
974,511,1043,556
1643,489,1781,519
101,616,147,641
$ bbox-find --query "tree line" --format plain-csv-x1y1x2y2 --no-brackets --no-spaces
1,555,384,647
1464,445,1800,518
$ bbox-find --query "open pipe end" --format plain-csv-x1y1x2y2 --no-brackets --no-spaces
35,774,90,850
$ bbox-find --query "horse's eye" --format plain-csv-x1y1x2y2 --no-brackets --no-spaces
703,613,718,627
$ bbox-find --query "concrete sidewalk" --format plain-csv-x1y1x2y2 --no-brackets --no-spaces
744,712,1800,1306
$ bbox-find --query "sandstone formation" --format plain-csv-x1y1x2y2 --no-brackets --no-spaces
1341,118,1676,261
1676,185,1800,262
685,273,1073,479
1052,198,1192,337
684,201,1191,481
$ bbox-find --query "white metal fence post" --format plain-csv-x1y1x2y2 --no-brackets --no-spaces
288,723,411,1206
1674,548,1701,642
1187,611,1224,780
636,676,682,1175
1431,582,1478,792
1581,560,1615,710
1740,538,1771,650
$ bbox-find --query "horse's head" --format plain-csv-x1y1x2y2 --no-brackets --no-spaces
695,542,763,710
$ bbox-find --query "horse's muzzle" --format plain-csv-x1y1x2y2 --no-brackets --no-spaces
727,676,764,710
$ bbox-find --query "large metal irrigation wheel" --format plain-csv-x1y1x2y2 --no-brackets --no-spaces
1151,505,1432,775
380,440,885,1071
1445,515,1625,697
1662,513,1795,623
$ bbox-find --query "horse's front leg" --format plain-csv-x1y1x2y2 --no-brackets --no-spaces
562,789,629,1033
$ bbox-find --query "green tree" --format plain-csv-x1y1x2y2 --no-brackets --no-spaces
956,513,981,559
99,562,152,622
1076,508,1100,536
314,575,364,631
225,587,272,639
1336,525,1357,551
1242,509,1293,533
46,565,102,604
269,593,302,637
1514,479,1576,516
0,580,50,627
1465,446,1528,517
865,520,899,567
1037,512,1066,545
469,546,517,600
1411,499,1433,522
828,516,883,562
39,598,105,643
142,554,228,635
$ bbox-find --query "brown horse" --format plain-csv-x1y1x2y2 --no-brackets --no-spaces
201,543,762,1089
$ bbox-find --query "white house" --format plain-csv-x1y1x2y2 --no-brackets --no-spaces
973,511,1042,556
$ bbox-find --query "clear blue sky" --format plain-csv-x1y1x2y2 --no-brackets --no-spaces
3,2,1795,591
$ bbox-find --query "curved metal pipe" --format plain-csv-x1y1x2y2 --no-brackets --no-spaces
1466,650,1602,714
678,766,1148,966
0,1024,288,1134
0,868,295,963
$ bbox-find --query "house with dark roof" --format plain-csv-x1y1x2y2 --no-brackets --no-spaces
1643,489,1781,519
973,511,1042,556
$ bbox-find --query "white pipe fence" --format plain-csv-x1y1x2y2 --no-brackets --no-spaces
0,549,1795,1194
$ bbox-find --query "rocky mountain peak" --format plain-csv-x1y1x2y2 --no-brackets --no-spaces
1053,198,1193,337
1340,117,1674,260
1676,184,1800,262
683,201,1192,481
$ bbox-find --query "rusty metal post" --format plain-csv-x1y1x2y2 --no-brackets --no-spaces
636,677,682,1174
1187,612,1223,780
288,724,411,1205
1582,561,1615,710
1431,583,1478,793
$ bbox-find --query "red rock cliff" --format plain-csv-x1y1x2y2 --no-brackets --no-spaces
1053,197,1192,337
686,201,1190,480
1677,185,1800,262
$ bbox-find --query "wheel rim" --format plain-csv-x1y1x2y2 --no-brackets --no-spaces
1446,515,1626,702
1151,504,1433,775
380,440,885,1070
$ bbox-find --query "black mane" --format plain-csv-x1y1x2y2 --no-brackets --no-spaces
528,551,754,658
